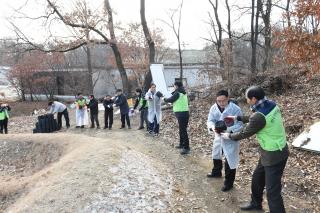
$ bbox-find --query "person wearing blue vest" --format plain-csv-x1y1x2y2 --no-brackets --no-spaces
164,81,190,155
0,102,11,134
221,86,289,213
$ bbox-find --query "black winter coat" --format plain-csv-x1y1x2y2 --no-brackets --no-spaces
88,98,99,114
114,94,129,114
103,99,114,111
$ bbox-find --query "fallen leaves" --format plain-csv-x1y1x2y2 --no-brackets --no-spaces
160,73,320,212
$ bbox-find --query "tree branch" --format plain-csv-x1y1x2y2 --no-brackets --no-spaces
47,0,110,43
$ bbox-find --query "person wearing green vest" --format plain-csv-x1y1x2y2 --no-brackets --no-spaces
133,88,149,130
0,103,11,134
75,93,88,128
221,86,289,213
164,81,190,155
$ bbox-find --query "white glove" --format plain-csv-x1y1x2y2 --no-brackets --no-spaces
221,133,231,140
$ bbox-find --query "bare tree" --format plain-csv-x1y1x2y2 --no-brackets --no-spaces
285,0,291,27
250,0,261,74
260,0,272,71
77,0,94,93
10,0,131,94
140,0,155,92
225,0,233,91
208,0,223,69
162,0,184,82
104,0,130,94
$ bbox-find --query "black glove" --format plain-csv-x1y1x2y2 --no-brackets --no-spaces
156,91,164,98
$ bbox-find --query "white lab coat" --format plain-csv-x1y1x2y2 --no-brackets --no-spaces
145,90,162,123
207,102,243,169
75,101,89,126
76,108,89,126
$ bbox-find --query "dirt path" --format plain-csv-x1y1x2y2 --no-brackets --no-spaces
1,123,250,213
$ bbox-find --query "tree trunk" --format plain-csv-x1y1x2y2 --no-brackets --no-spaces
105,0,130,95
225,0,233,92
286,0,291,27
251,0,260,75
261,0,272,72
140,0,155,92
110,44,129,93
178,38,183,82
208,0,224,77
177,0,184,82
21,88,26,101
85,45,94,94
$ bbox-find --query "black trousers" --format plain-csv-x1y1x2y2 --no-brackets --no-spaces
90,112,100,127
104,110,113,128
149,115,159,133
57,109,70,129
251,158,288,213
121,113,130,127
212,159,236,187
139,108,149,128
0,118,8,134
176,112,190,149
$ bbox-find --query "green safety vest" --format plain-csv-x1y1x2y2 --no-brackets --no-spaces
0,109,9,120
139,96,148,107
173,93,189,112
256,106,287,151
76,99,86,107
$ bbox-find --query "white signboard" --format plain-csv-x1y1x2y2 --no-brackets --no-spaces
292,122,320,153
150,64,171,98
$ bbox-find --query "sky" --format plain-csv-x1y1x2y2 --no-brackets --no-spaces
0,0,286,50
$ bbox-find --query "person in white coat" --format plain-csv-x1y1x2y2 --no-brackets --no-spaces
75,93,89,128
145,83,162,136
207,90,243,192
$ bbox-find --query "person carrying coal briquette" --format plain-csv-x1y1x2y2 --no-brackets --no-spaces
103,95,114,130
133,88,149,130
88,95,100,129
163,81,190,155
206,90,243,192
220,86,289,213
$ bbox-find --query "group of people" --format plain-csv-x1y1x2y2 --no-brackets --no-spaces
50,83,288,212
206,86,288,213
48,90,129,130
2,82,288,212
134,81,191,154
46,81,191,155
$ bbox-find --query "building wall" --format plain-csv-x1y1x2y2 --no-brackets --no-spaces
11,64,221,99
92,64,221,97
163,65,216,88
